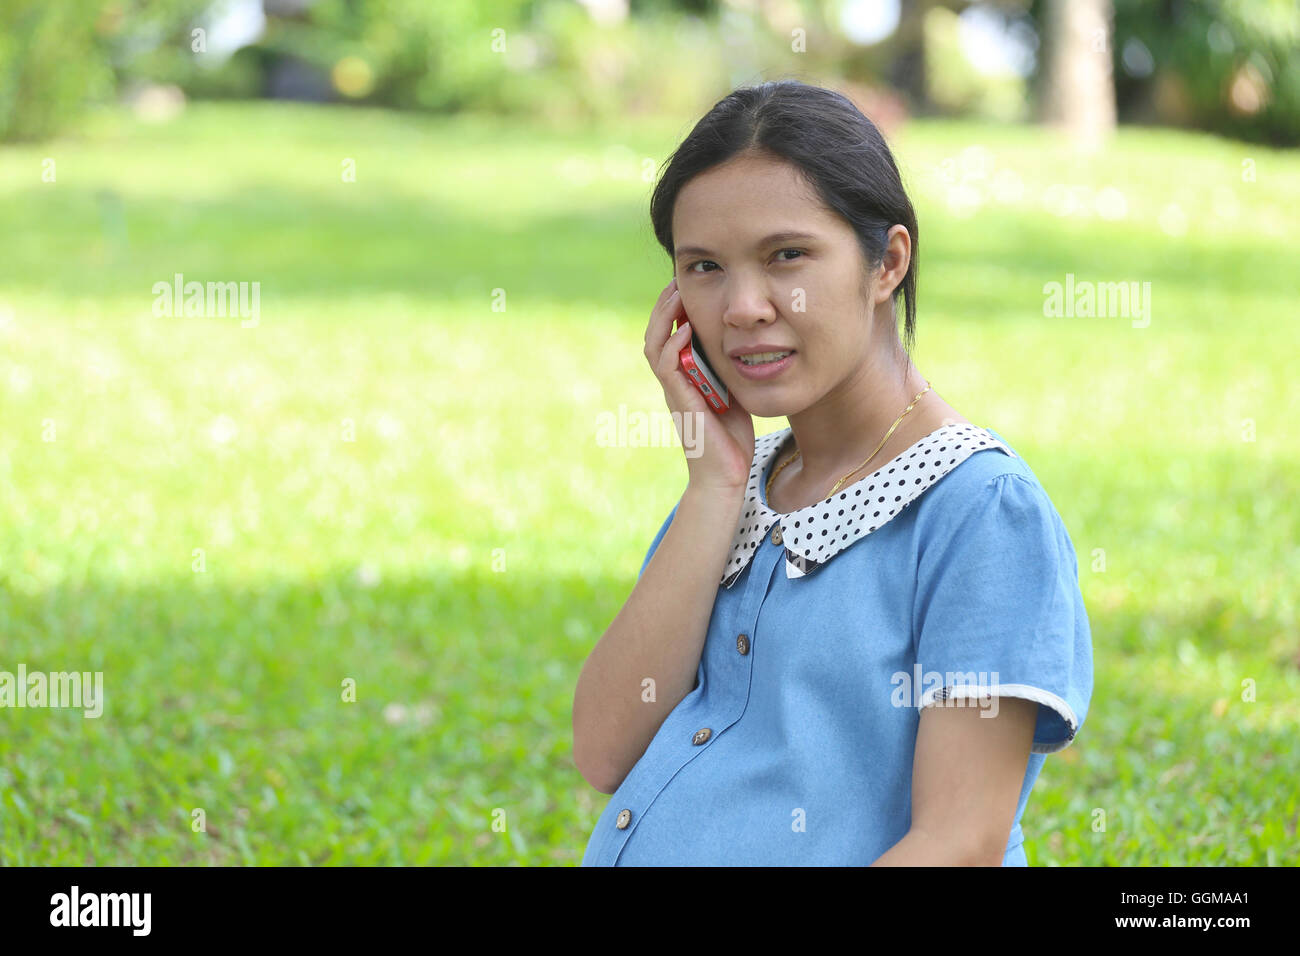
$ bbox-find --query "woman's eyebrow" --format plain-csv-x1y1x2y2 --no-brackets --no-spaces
674,231,821,261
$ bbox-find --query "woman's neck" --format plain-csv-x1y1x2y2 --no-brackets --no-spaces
770,367,969,511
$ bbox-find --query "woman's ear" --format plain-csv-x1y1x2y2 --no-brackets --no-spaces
873,226,911,304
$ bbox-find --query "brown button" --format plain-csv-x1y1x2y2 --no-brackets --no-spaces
615,808,631,829
770,524,783,546
736,633,750,655
692,728,712,745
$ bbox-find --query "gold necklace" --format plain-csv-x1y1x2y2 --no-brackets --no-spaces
766,384,932,505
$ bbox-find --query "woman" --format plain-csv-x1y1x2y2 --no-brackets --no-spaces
573,80,1093,866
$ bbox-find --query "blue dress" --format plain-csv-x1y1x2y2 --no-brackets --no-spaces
581,423,1094,866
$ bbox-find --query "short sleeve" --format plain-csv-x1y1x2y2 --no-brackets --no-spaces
638,498,681,579
913,472,1093,754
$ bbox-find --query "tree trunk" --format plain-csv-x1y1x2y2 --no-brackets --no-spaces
1039,0,1117,149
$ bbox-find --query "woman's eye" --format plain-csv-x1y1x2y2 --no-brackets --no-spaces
688,250,802,273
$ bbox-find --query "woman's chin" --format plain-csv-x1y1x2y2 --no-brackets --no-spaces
732,390,797,420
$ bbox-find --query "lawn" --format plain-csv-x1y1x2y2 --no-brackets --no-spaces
0,100,1296,864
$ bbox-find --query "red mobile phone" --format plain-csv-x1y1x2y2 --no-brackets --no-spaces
674,313,730,413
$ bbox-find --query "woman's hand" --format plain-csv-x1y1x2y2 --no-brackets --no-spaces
644,276,755,495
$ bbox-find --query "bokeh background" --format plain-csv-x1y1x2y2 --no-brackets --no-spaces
1,0,1297,865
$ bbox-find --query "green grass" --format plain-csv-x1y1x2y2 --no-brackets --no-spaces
0,101,1297,864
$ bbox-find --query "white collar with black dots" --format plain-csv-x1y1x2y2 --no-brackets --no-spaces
721,422,1017,588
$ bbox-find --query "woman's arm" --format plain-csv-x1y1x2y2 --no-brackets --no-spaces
573,483,745,794
870,696,1038,866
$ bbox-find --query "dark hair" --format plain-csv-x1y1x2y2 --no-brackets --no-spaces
650,79,920,361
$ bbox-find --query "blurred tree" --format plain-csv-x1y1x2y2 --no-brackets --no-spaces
628,0,717,13
0,0,225,141
0,0,114,141
1109,0,1300,146
1036,0,1116,147
837,0,963,116
7,0,1296,144
889,0,932,112
239,0,534,110
924,1,1033,121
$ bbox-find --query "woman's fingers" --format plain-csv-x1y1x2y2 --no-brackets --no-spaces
657,318,693,377
643,278,680,355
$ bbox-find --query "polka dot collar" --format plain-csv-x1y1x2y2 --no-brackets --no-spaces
721,422,1017,588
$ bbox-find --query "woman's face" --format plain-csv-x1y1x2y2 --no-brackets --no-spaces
670,152,894,420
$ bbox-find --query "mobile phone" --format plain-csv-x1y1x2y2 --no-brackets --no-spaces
674,313,730,413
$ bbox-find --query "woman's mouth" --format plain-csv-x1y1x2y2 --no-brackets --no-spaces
732,350,796,379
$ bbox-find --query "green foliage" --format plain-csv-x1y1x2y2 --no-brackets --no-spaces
0,0,116,141
924,5,1029,122
0,0,219,141
7,0,1300,146
108,0,244,95
232,0,730,122
231,0,520,110
0,0,792,140
1112,0,1300,145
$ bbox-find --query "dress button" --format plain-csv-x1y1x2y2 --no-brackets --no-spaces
692,728,712,745
736,633,750,655
770,523,783,546
615,808,631,829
